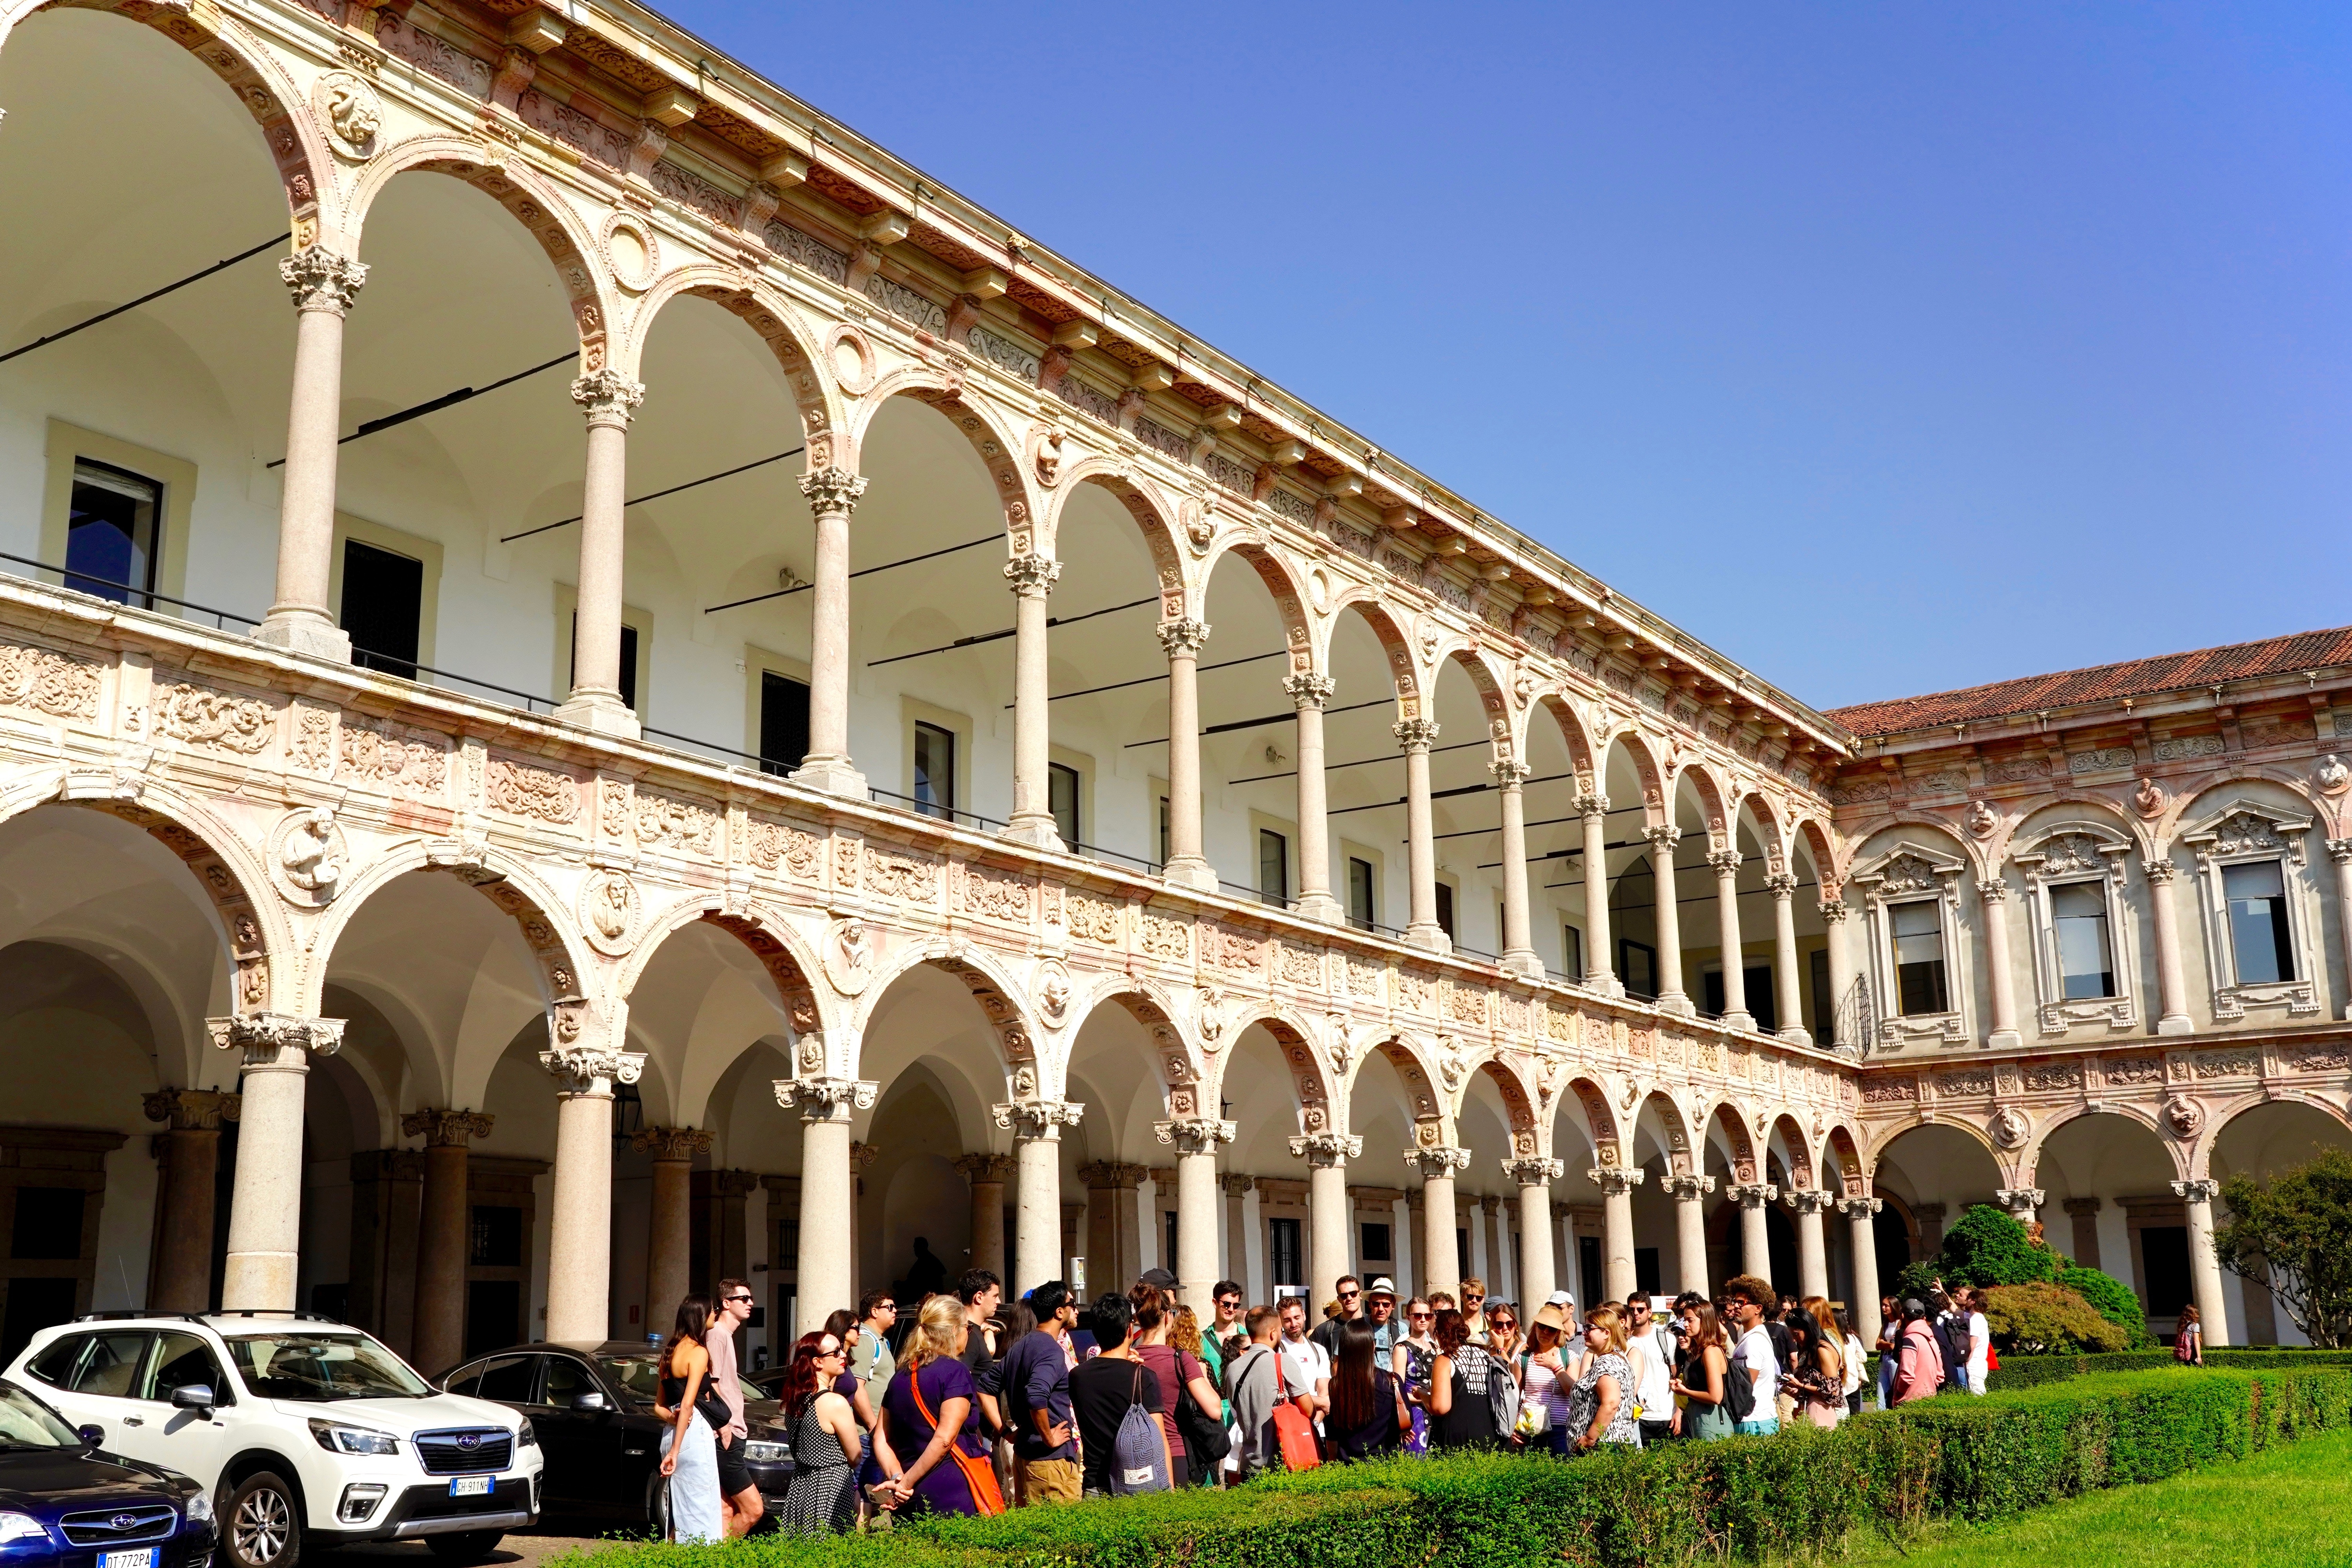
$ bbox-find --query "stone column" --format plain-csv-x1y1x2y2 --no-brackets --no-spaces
2063,1196,2103,1269
544,1036,644,1343
1662,1172,1715,1298
998,1099,1084,1296
1767,872,1809,1044
143,1089,240,1313
2173,1179,2232,1347
1581,793,1617,993
1842,1195,1885,1347
1646,825,1691,1013
774,1078,876,1327
1727,1182,1777,1283
403,1109,493,1378
1078,1162,1145,1297
2331,839,2352,1019
1495,759,1540,975
1996,1186,2043,1230
256,246,365,661
1504,1158,1563,1310
1912,1201,1947,1259
1397,718,1447,951
1788,1188,1831,1304
1287,673,1341,922
1222,1175,1255,1292
1591,1166,1644,1304
1156,1116,1236,1313
1290,1133,1360,1314
1158,618,1216,890
209,1014,345,1311
953,1154,1014,1284
713,1170,757,1290
791,466,871,795
1004,552,1065,848
631,1127,711,1329
1710,849,1753,1030
848,1142,880,1300
1819,896,1858,1054
554,370,646,737
2145,858,2196,1035
1405,1145,1470,1300
1980,877,2023,1049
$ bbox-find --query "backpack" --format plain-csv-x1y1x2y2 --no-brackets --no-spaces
1933,1316,1968,1385
1721,1341,1757,1425
1111,1363,1172,1495
1476,1347,1519,1435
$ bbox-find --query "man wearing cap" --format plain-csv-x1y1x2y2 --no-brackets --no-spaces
1137,1266,1178,1293
1890,1298,1946,1405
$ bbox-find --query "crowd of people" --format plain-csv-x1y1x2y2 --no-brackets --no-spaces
641,1266,2020,1540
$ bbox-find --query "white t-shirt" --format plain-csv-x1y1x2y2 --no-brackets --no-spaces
1276,1336,1330,1401
1628,1334,1673,1418
1733,1325,1779,1410
1966,1312,1991,1378
1842,1334,1866,1396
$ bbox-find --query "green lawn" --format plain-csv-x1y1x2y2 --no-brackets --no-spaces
1831,1424,2352,1567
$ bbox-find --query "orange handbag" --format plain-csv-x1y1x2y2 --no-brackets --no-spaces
1273,1397,1322,1471
909,1371,1006,1515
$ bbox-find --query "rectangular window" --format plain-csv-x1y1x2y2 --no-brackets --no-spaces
1578,1234,1602,1308
2140,1225,2191,1318
759,671,810,777
1891,900,1950,1015
2223,860,2295,984
1456,1228,1470,1281
1565,925,1584,982
1747,965,1776,1033
567,617,639,710
1268,1218,1302,1288
1358,1221,1391,1264
1436,882,1455,939
1618,939,1657,1000
341,538,423,679
1348,858,1377,931
1049,762,1081,847
9,1187,84,1261
1258,828,1289,905
2052,882,2117,998
1811,947,1834,1044
1158,797,1171,869
1633,1247,1661,1298
65,459,161,607
913,722,956,820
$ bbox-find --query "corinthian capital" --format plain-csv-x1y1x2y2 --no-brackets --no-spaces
2171,1178,2220,1203
1155,1116,1237,1154
1978,877,2012,904
1707,848,1742,875
279,245,367,315
1644,824,1683,853
631,1125,715,1161
1403,1145,1472,1178
1392,716,1441,752
797,465,868,515
994,1098,1085,1141
1491,758,1532,787
1288,1131,1361,1167
952,1152,1018,1183
1503,1155,1564,1185
1726,1181,1779,1208
1575,791,1608,820
542,1047,646,1095
2143,858,2179,885
1818,897,1850,924
570,368,646,427
1002,552,1061,597
143,1088,240,1132
1588,1165,1646,1197
207,1013,345,1067
1764,871,1798,899
777,1076,879,1120
402,1108,494,1147
1837,1194,1884,1221
1661,1172,1716,1201
1785,1187,1833,1216
1156,617,1210,657
1283,671,1336,710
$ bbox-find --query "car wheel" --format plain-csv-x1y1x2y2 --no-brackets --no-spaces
643,1470,671,1541
426,1531,504,1562
221,1472,301,1568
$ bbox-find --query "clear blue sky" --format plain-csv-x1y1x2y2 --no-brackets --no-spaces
663,2,2352,712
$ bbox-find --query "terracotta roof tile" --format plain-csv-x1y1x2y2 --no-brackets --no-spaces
1828,625,2352,737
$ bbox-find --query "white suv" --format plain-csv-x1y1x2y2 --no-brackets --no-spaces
6,1314,541,1568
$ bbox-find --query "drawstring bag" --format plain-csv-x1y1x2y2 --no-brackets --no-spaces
1111,1364,1172,1495
908,1368,1005,1516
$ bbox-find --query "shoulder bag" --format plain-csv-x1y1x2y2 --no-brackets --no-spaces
907,1366,1004,1516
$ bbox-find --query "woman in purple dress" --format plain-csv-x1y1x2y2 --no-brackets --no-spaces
873,1296,996,1517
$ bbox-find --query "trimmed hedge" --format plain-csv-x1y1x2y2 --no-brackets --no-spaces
558,1366,2352,1568
1987,1346,2352,1390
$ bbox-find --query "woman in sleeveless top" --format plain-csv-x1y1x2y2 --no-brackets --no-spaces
1565,1306,1642,1450
1329,1320,1406,1461
652,1294,726,1543
777,1331,861,1536
1426,1308,1504,1451
1671,1300,1733,1441
1392,1298,1437,1454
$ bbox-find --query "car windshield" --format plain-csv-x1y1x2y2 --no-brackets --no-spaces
0,1384,80,1450
596,1353,665,1405
223,1333,430,1402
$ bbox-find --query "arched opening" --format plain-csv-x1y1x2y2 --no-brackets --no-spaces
2209,1099,2352,1344
1321,602,1419,937
1345,1042,1438,1293
1062,994,1176,1292
1871,1123,2006,1284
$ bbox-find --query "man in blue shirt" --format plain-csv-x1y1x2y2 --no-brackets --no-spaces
995,1279,1080,1505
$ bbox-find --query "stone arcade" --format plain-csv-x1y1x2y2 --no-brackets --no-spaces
0,0,2345,1375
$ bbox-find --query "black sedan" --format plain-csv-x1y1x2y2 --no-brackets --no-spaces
437,1343,792,1537
0,1378,214,1568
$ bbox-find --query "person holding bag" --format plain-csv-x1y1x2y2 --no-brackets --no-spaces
651,1294,728,1543
873,1296,1004,1517
1070,1292,1173,1496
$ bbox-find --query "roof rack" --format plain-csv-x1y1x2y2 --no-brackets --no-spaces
213,1310,347,1325
69,1311,211,1324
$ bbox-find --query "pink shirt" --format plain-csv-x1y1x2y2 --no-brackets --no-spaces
704,1319,748,1440
1891,1320,1943,1405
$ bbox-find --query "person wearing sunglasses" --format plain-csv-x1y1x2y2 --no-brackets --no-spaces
1390,1298,1438,1453
1459,1279,1489,1338
1309,1274,1365,1360
708,1279,765,1537
777,1332,861,1535
1483,1303,1523,1366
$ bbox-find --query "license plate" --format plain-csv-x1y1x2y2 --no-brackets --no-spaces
447,1477,492,1498
101,1551,156,1568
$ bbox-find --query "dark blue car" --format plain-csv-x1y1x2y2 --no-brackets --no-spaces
0,1378,213,1568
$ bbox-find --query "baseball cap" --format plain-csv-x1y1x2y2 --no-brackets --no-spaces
1138,1267,1177,1290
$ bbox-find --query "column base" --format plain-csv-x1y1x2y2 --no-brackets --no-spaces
1161,857,1219,893
552,692,642,738
1985,1028,2022,1051
1001,815,1067,852
252,610,352,663
789,756,868,798
2156,1013,2196,1036
1722,1009,1755,1033
1296,892,1344,925
1500,949,1544,979
1777,1025,1814,1048
1405,923,1451,955
1655,990,1694,1017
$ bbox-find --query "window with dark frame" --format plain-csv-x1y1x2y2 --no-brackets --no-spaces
1258,828,1289,905
1436,882,1455,939
2222,860,2296,984
1565,925,1584,981
65,459,161,608
1358,1221,1391,1265
2052,882,2118,998
759,671,811,777
1268,1218,1302,1287
341,538,423,679
1618,938,1657,999
1348,858,1377,931
567,615,639,710
1049,762,1081,847
913,722,956,820
1890,900,1950,1014
1158,796,1171,868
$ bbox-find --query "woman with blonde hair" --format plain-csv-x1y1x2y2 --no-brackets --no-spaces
1800,1295,1846,1428
1564,1304,1642,1451
873,1296,1000,1516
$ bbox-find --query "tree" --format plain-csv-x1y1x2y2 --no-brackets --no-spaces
1982,1281,2129,1354
2057,1265,2151,1349
2216,1147,2352,1348
1937,1204,2057,1289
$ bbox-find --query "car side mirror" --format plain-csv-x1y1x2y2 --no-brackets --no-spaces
571,1390,609,1412
169,1385,215,1414
76,1425,104,1449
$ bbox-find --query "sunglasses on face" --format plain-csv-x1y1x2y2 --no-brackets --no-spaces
1464,1295,1485,1305
1490,1319,1516,1332
1338,1289,1361,1299
726,1294,754,1304
1408,1310,1434,1321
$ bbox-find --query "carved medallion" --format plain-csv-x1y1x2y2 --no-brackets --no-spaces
577,868,638,956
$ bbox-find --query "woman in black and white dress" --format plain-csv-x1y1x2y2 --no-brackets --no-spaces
776,1331,862,1536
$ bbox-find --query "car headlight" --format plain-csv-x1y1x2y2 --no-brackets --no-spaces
0,1513,48,1544
185,1490,214,1523
307,1417,400,1455
517,1418,536,1450
741,1440,790,1463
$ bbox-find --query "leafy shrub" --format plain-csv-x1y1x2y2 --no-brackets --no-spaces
2059,1264,2152,1348
1985,1281,2129,1354
1939,1203,2059,1288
